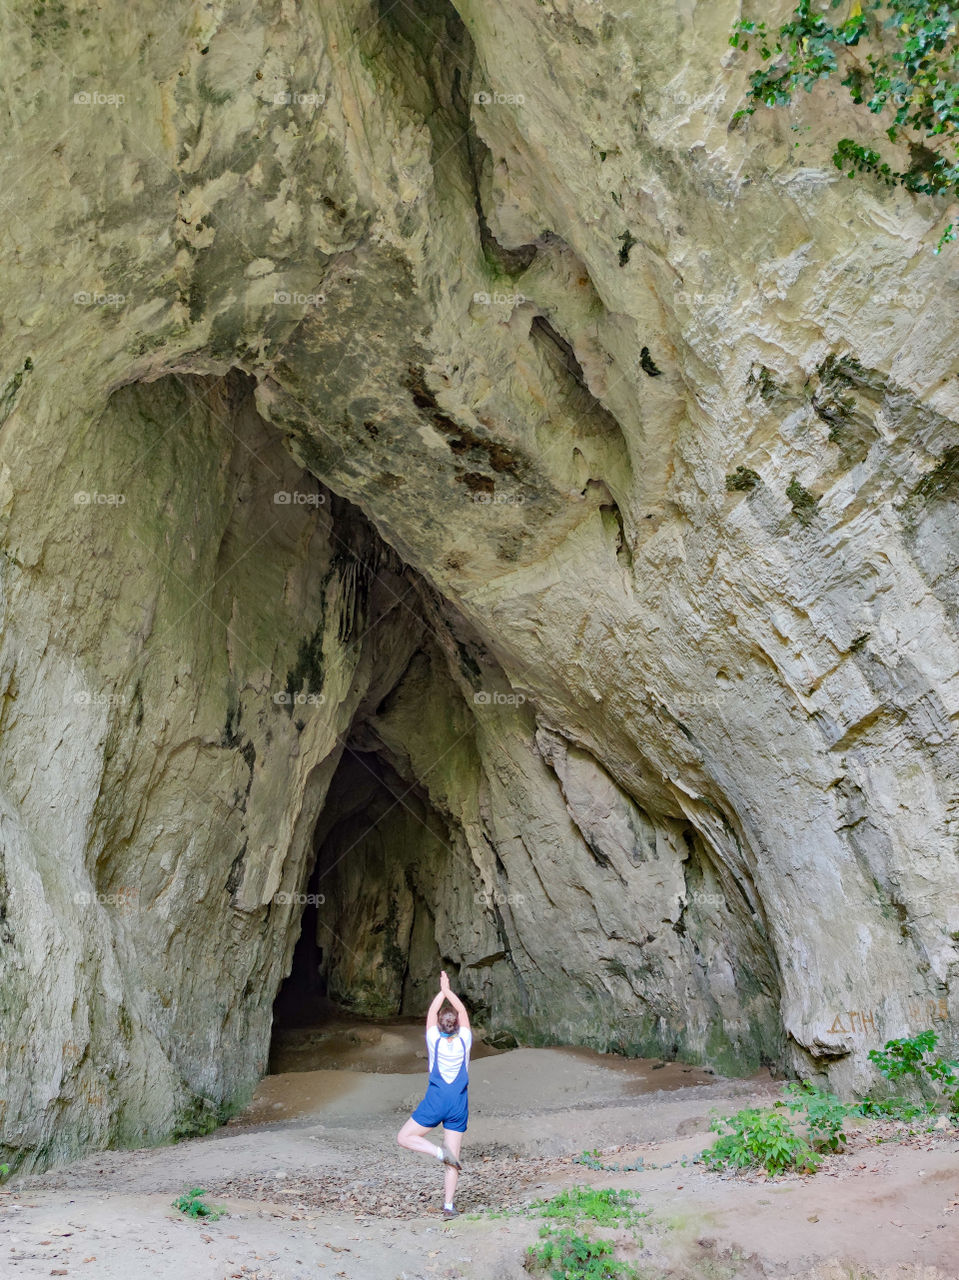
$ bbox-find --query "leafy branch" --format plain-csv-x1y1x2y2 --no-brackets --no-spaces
730,1,959,249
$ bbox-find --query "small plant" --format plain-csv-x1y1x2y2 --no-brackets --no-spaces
172,1187,227,1220
526,1225,639,1279
780,1081,851,1152
701,1106,820,1176
617,230,637,266
0,1164,9,1182
854,1093,933,1120
527,1186,647,1230
868,1029,959,1112
746,363,783,402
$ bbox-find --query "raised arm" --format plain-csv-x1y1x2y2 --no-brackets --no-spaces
425,987,445,1029
439,970,471,1031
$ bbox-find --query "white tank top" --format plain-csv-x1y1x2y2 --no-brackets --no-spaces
426,1025,472,1083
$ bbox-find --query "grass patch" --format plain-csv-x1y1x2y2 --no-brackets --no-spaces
527,1186,647,1230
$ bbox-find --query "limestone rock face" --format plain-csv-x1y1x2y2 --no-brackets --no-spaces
1,0,958,1167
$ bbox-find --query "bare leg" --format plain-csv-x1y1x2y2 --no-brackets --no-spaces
442,1128,463,1205
397,1117,442,1158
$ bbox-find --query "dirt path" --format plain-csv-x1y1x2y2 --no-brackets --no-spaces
2,1026,958,1279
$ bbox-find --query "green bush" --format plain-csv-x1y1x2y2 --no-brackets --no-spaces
702,1039,959,1182
526,1225,639,1280
172,1187,227,1220
780,1080,851,1152
868,1029,959,1113
854,1094,934,1121
701,1106,820,1175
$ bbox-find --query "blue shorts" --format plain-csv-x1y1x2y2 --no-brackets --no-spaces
411,1083,469,1133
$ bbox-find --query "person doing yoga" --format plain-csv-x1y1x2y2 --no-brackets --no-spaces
396,969,471,1219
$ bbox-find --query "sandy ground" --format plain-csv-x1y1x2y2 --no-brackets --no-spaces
2,1022,959,1279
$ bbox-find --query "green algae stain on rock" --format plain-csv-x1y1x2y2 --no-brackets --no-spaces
912,446,959,506
725,466,761,493
0,357,34,426
283,619,326,708
786,476,819,526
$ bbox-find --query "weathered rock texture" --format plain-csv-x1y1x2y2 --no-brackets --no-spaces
1,0,958,1168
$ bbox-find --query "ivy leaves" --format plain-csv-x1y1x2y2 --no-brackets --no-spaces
729,1,959,249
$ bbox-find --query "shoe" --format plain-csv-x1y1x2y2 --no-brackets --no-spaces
442,1205,459,1219
441,1145,462,1171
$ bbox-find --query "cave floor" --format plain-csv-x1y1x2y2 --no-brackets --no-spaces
3,1034,959,1280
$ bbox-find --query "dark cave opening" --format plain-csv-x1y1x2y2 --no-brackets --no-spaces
268,740,461,1069
270,854,330,1034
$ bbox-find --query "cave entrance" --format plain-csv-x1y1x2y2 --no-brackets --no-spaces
268,739,460,1071
269,855,330,1032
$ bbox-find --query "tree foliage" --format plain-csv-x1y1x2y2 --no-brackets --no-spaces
730,1,959,248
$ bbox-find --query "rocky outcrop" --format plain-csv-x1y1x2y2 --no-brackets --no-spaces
1,0,958,1169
